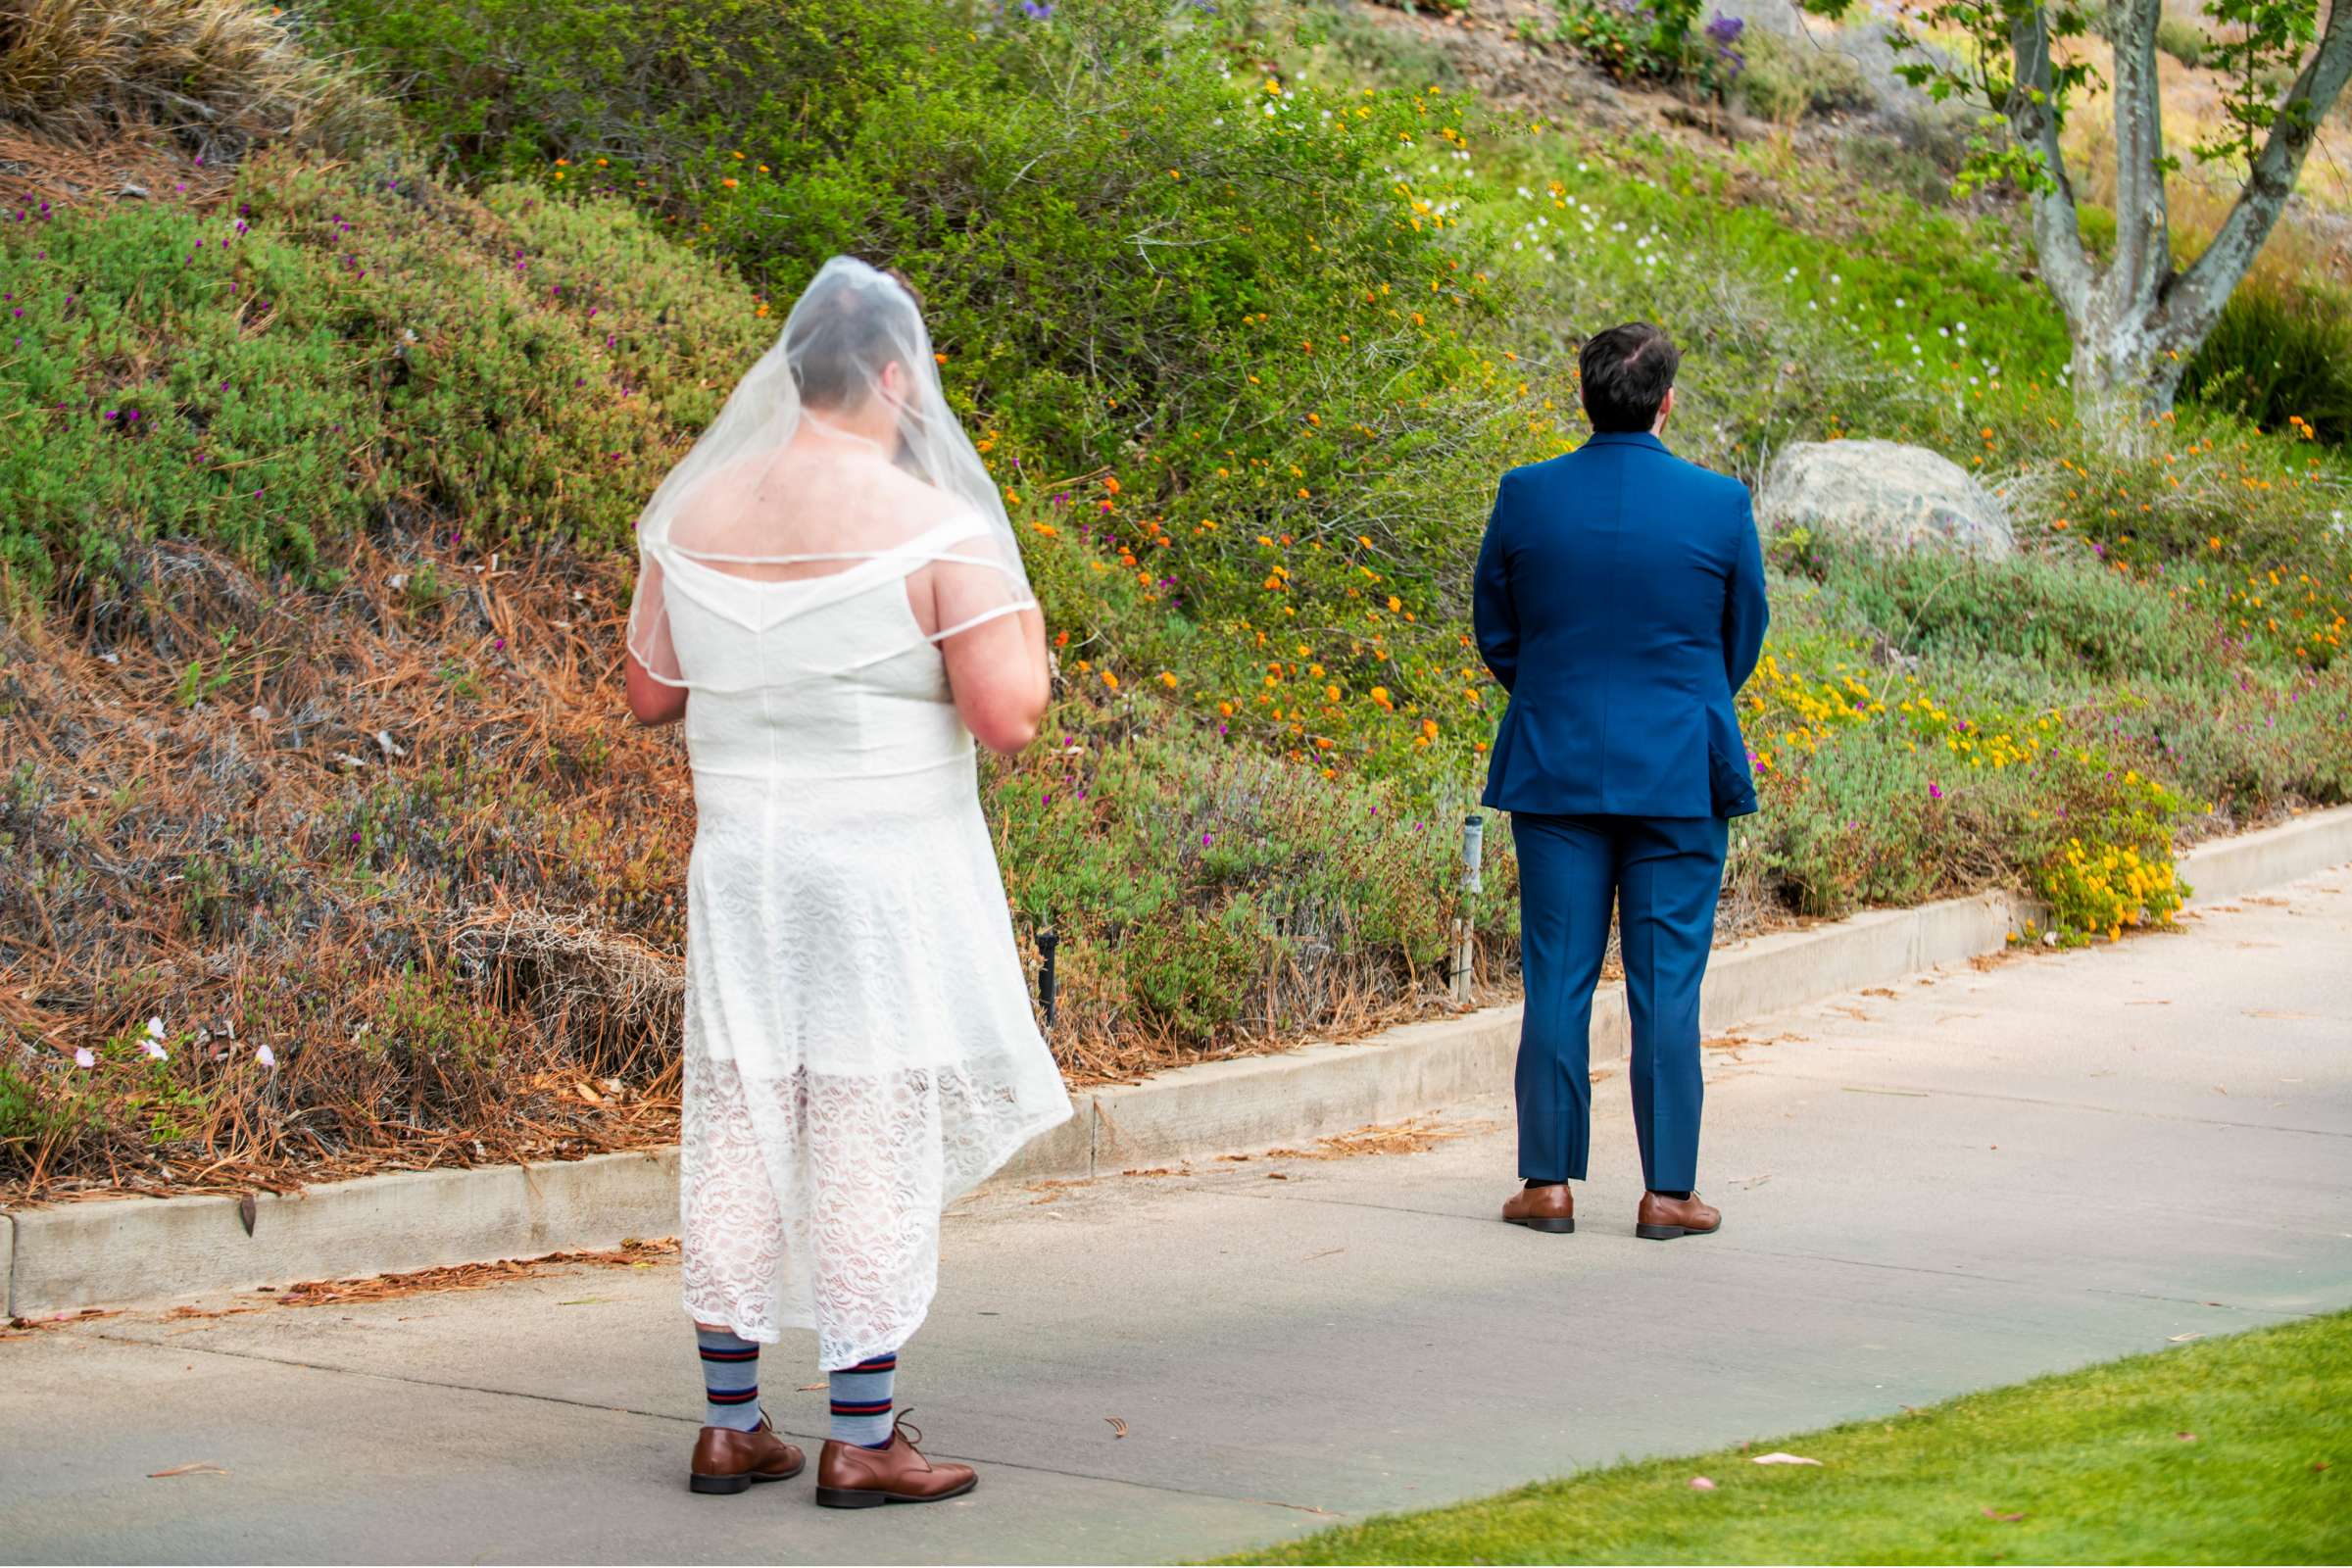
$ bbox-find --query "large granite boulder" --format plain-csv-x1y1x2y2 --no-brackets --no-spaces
1704,0,1807,40
1757,439,2015,560
1704,3,1966,129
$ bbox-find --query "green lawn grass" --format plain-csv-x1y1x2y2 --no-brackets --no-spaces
1229,1311,2352,1565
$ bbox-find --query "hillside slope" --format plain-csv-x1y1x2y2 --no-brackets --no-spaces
2,131,1527,1195
4,0,2348,1198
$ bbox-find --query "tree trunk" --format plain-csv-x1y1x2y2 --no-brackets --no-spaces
2027,0,2352,441
2065,312,2186,441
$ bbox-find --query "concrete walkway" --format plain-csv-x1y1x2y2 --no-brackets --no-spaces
5,869,2348,1564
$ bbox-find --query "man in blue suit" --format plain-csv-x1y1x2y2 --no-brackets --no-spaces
1474,322,1769,1242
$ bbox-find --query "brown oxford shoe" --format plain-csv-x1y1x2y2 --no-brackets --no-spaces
1501,1181,1576,1234
1636,1190,1722,1241
689,1416,807,1495
814,1415,977,1508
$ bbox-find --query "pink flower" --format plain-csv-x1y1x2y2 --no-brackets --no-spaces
256,1044,277,1070
74,1047,96,1068
1928,783,1943,801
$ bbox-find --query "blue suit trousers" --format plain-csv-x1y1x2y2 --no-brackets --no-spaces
1511,812,1728,1193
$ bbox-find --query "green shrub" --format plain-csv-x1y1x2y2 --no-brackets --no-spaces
2075,202,2119,262
1796,538,2219,680
2137,664,2352,816
2156,17,2210,67
310,0,931,170
11,0,2352,1195
0,155,767,593
1303,1,1468,82
986,727,1515,1046
0,1056,96,1166
310,0,1548,786
1736,641,2205,926
1736,28,1870,122
2180,276,2352,447
375,966,504,1071
1828,132,1962,207
1552,0,1740,96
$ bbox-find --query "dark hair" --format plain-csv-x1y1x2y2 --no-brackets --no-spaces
879,264,924,312
1578,322,1680,432
787,268,918,409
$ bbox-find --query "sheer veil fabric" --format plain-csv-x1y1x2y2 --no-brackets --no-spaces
626,255,1035,688
632,258,1072,1368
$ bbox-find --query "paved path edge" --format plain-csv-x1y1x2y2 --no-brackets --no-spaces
9,804,2348,1316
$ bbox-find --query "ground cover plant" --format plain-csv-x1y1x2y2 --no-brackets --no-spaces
4,0,2348,1196
1788,0,2352,428
1454,119,2350,917
1228,1308,2352,1564
2,3,1548,1195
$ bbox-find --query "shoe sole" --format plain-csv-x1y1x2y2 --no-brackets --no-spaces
689,1462,805,1495
1503,1215,1576,1234
1636,1220,1722,1241
815,1474,979,1509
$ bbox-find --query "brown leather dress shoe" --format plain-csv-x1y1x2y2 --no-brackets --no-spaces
1636,1190,1722,1241
1502,1182,1576,1234
689,1416,807,1495
815,1416,977,1508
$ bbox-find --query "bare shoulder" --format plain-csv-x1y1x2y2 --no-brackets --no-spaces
838,451,975,531
664,455,776,550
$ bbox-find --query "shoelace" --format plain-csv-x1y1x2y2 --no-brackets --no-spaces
891,1410,932,1466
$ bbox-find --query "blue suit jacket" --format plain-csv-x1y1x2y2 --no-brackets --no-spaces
1474,431,1770,819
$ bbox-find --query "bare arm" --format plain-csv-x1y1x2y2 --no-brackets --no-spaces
624,553,689,726
942,605,1050,755
625,648,689,726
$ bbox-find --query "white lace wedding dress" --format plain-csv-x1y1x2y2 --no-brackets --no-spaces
665,517,1074,1369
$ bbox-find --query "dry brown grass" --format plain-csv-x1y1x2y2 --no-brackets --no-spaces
272,1236,680,1308
0,0,384,162
1,522,1537,1202
137,1237,682,1320
0,121,235,207
1,532,701,1200
1261,1114,1496,1160
2,1304,117,1336
2056,24,2352,279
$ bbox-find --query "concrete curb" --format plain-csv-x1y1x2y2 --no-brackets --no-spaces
2178,804,2352,906
4,1150,680,1321
9,805,2348,1317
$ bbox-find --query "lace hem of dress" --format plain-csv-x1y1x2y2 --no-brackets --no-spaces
678,1046,1070,1368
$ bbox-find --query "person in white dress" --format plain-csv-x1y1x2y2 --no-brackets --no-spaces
622,258,1073,1506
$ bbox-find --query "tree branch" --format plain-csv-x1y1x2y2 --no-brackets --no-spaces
2105,0,2171,314
2168,0,2352,338
2010,5,2095,327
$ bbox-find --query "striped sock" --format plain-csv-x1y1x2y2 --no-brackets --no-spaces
828,1352,898,1448
696,1328,763,1432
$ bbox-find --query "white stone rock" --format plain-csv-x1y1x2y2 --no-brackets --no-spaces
1757,438,2014,560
